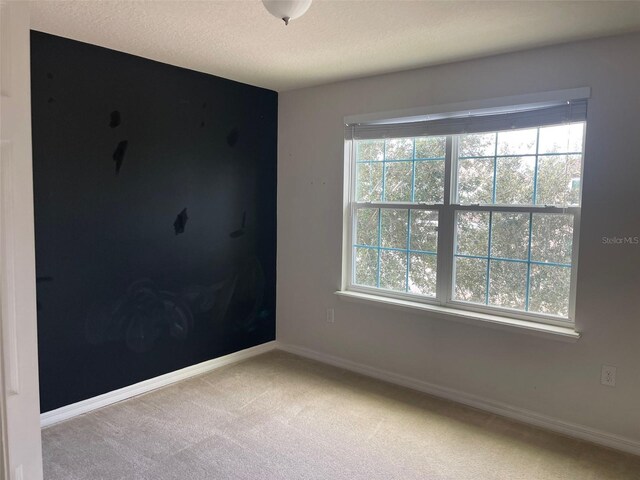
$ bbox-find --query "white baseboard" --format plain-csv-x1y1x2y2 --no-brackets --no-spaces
40,341,277,428
276,342,640,457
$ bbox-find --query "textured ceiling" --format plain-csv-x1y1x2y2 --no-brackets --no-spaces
30,0,640,92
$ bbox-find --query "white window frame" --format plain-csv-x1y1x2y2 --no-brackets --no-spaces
340,88,589,332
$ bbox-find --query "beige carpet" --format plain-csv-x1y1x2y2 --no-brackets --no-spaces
42,351,640,480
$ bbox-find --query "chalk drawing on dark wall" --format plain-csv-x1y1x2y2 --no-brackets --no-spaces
84,258,266,354
173,208,189,235
112,140,128,175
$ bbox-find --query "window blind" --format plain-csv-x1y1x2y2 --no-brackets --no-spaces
345,99,588,140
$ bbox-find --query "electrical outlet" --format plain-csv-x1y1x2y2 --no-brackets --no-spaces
326,308,334,323
601,365,617,387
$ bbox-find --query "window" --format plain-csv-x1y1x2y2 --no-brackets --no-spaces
344,99,586,326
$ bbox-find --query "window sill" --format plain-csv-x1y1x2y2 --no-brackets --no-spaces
335,290,580,343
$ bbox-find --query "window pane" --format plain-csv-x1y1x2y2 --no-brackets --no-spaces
495,156,535,204
381,209,408,249
538,123,584,154
356,163,383,202
497,128,537,155
529,265,571,317
456,211,489,257
356,140,384,161
490,212,529,260
355,208,379,246
536,155,582,206
454,257,487,304
354,247,378,287
457,158,493,204
531,214,573,264
409,253,437,296
415,136,445,159
379,250,407,291
488,260,527,310
410,210,438,252
414,160,444,204
385,138,413,160
460,133,495,157
384,162,412,202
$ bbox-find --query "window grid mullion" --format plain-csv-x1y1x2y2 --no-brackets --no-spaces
449,204,579,214
349,135,357,289
376,140,388,288
354,244,437,256
491,132,498,204
437,136,455,305
407,139,416,293
525,212,533,311
532,127,541,205
457,151,582,160
485,133,497,304
356,157,445,166
376,207,382,288
354,202,444,210
411,140,417,203
568,211,581,321
406,209,411,293
381,140,387,202
525,128,541,310
485,211,493,305
456,251,570,268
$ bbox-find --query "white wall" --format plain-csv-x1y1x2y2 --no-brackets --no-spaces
1,2,44,479
277,32,640,444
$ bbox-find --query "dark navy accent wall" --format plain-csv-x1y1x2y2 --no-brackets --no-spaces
30,31,277,413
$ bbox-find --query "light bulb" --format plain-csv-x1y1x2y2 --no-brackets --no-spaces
262,0,312,25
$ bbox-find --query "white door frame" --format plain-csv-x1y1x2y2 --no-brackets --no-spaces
0,1,45,479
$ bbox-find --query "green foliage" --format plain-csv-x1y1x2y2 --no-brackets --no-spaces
488,260,528,310
491,213,529,260
354,208,438,295
356,163,383,202
531,214,573,264
456,211,489,256
409,254,437,296
415,137,445,159
414,160,444,203
495,157,535,204
381,209,408,249
529,264,571,316
497,128,537,156
380,250,407,291
384,162,412,201
460,132,495,157
356,140,384,161
454,257,487,303
354,247,377,287
355,208,379,246
452,211,574,315
410,211,438,252
536,155,581,206
385,138,413,160
458,158,493,204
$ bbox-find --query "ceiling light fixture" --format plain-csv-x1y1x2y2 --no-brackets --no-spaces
262,0,312,25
